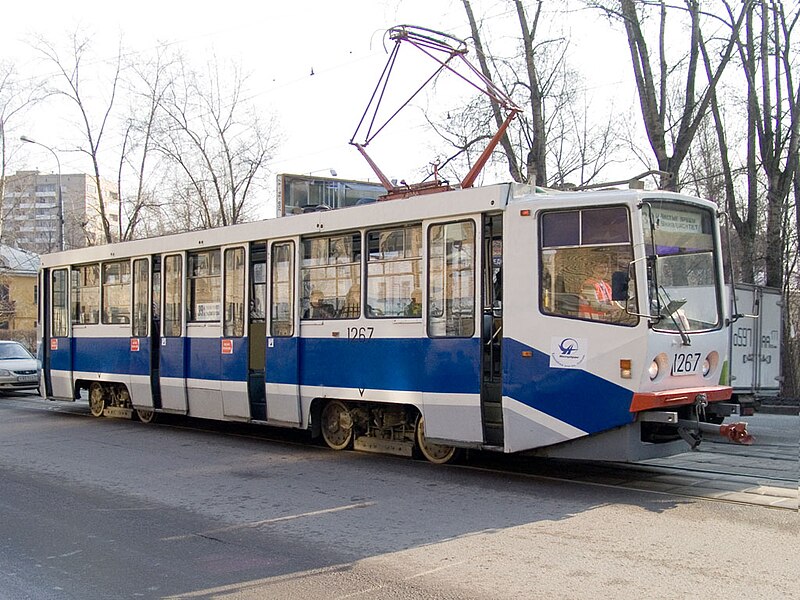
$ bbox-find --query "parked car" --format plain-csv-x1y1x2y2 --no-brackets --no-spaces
0,341,41,393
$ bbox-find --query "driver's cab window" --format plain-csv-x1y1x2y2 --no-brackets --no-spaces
539,206,637,326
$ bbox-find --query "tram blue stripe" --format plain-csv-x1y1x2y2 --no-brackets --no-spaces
57,335,481,393
503,338,635,434
291,337,481,394
52,334,635,434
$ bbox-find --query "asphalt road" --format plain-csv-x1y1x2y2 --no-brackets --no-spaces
0,394,798,599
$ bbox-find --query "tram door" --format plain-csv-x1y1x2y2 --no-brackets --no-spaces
481,214,504,445
264,240,301,425
129,258,158,408
47,268,73,399
158,253,188,413
39,269,53,397
247,242,267,420
150,257,162,409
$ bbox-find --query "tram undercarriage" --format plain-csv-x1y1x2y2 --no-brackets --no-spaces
77,380,464,464
84,381,156,424
314,399,461,464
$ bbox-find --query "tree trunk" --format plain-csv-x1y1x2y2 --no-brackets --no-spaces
462,0,523,183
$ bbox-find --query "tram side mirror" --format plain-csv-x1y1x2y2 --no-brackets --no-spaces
611,271,629,302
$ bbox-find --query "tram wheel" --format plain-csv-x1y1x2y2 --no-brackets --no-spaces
135,408,156,424
88,383,106,418
320,400,354,451
415,415,460,464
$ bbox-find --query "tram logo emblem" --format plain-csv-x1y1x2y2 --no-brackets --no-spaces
550,337,587,369
559,339,578,354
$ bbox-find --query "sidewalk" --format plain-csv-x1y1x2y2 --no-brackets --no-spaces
757,399,800,415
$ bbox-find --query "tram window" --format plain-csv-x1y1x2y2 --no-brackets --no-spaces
367,225,422,318
188,250,221,322
71,264,100,324
582,207,630,244
51,269,69,337
164,255,182,337
541,211,579,247
102,261,131,325
270,242,294,336
301,233,360,319
224,247,245,337
251,263,266,322
132,259,149,337
539,206,637,326
428,221,476,337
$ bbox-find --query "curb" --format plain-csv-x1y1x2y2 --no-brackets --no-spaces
757,405,800,416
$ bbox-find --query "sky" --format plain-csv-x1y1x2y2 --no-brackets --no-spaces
3,0,637,217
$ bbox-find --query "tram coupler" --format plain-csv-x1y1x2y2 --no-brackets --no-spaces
718,422,754,445
677,419,754,446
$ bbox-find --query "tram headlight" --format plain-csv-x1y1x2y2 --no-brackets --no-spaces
649,353,669,382
648,360,659,380
703,351,719,379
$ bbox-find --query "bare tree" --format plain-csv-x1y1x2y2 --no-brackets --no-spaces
116,47,177,241
0,62,44,243
457,0,554,186
545,68,624,188
461,0,527,183
154,55,279,230
699,1,798,288
593,0,748,190
33,32,122,244
697,41,760,283
431,0,622,188
739,0,799,290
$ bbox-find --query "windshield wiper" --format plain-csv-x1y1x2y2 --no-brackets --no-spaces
658,286,691,346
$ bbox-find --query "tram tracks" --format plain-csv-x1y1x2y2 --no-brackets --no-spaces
5,394,798,511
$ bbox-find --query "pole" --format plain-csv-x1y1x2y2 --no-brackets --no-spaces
20,136,64,251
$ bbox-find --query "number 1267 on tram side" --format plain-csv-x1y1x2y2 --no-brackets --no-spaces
37,182,752,464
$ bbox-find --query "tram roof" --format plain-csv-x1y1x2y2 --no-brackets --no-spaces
38,182,713,268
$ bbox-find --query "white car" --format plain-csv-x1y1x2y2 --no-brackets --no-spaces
0,341,40,393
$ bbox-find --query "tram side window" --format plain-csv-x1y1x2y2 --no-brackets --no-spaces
164,255,182,337
539,206,637,326
270,242,294,336
428,221,476,337
102,261,131,324
367,224,422,318
224,247,245,337
51,269,69,337
71,264,100,324
188,250,221,322
251,263,266,322
132,259,149,337
300,233,360,319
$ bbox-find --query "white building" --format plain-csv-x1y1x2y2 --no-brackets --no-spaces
1,170,120,254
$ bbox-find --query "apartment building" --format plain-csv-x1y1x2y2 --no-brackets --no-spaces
1,170,119,254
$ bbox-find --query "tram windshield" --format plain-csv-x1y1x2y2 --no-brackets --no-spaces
642,201,721,333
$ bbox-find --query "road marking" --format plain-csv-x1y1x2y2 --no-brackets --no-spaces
161,501,376,541
94,507,161,512
403,560,467,580
334,560,468,599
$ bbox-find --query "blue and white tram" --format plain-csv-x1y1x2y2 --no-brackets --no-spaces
37,182,747,463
